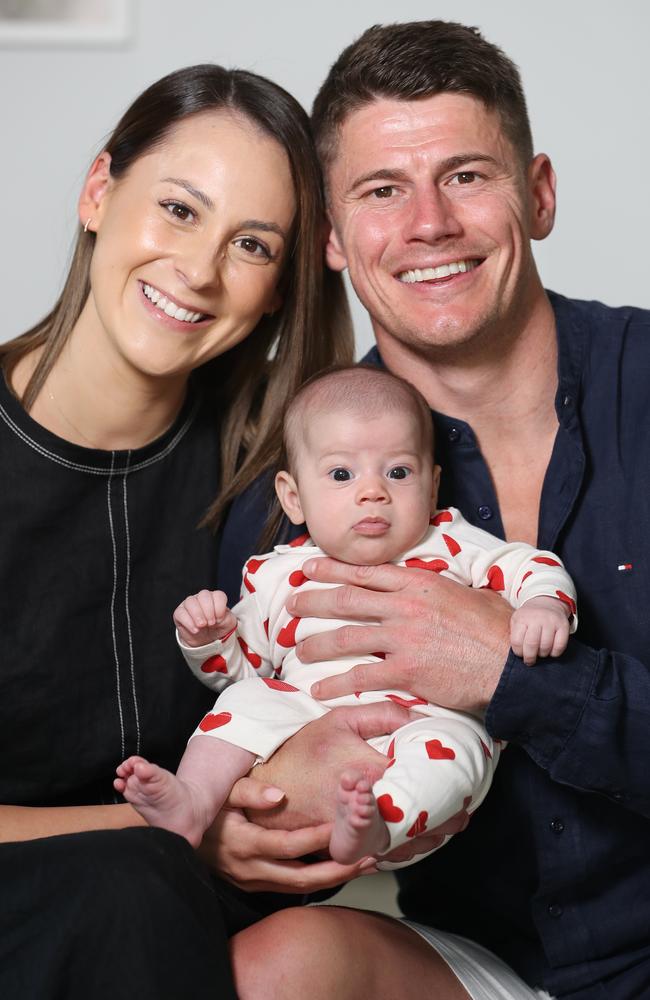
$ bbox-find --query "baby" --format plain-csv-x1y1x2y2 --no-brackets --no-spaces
116,366,577,868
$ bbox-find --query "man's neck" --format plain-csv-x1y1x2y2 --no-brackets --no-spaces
375,288,558,449
375,288,559,544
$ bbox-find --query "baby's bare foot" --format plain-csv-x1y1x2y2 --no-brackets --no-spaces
329,770,390,864
114,755,206,847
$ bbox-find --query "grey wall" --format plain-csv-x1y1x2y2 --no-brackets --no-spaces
2,0,647,355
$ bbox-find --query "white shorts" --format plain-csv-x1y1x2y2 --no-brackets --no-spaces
403,921,554,1000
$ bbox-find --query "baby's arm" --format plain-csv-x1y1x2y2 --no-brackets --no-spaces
510,595,572,666
173,589,237,647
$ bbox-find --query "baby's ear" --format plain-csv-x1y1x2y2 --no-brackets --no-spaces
431,464,442,511
275,471,304,525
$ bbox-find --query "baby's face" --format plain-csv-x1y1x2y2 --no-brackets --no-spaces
284,409,438,564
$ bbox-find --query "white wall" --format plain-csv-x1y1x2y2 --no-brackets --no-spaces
2,0,648,355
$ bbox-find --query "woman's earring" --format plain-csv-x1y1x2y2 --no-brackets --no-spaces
83,218,93,233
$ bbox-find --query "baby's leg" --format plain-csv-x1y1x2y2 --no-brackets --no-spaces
329,770,390,864
115,736,254,848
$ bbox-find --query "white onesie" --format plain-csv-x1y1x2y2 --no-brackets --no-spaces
180,508,577,868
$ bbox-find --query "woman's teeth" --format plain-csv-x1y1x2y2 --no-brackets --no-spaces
142,283,206,322
398,259,479,283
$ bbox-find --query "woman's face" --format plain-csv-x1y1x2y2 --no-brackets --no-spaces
77,111,296,383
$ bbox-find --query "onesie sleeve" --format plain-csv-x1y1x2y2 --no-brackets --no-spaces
177,554,274,693
449,513,578,631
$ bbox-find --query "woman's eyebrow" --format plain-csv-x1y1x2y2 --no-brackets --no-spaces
161,177,214,210
160,178,288,240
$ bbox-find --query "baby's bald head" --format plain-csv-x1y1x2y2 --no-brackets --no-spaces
283,365,433,474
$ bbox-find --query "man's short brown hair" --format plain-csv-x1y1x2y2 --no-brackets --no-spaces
312,20,533,173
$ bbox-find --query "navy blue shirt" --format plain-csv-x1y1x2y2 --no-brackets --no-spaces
219,293,650,999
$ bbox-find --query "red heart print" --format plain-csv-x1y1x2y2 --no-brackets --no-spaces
430,510,453,526
237,637,262,668
277,616,300,647
263,618,269,637
405,557,449,573
533,556,561,567
484,565,505,592
556,590,577,616
262,678,299,692
377,794,404,823
386,694,428,709
288,570,307,588
442,533,461,556
199,711,232,732
387,738,396,760
425,739,456,760
243,557,268,594
200,654,228,674
480,738,492,759
289,532,310,547
516,570,533,599
406,811,428,838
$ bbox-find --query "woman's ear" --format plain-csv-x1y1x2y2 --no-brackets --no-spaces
78,152,113,233
275,470,305,525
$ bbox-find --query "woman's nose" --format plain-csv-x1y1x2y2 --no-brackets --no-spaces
175,239,222,291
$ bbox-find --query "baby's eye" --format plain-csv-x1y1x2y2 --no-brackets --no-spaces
233,236,272,260
387,466,410,480
329,468,352,482
161,201,195,222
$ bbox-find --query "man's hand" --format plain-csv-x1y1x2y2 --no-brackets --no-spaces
248,703,411,829
198,704,410,893
197,776,366,893
289,559,512,714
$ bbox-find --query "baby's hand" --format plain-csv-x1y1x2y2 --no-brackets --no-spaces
173,589,237,648
510,595,571,666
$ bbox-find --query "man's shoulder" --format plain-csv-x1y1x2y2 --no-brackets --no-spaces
550,290,650,337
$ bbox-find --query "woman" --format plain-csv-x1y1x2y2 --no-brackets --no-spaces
0,64,352,999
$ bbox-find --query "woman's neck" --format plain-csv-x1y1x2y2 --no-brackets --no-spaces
12,343,188,452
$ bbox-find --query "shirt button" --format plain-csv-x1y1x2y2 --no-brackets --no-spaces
477,505,493,521
549,818,565,834
447,427,461,443
562,394,572,407
547,903,563,918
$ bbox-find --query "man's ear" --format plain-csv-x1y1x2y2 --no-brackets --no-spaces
78,151,113,233
275,470,305,525
527,153,556,241
325,221,348,272
431,464,442,512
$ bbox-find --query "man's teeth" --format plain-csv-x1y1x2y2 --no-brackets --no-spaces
142,283,206,322
398,260,479,283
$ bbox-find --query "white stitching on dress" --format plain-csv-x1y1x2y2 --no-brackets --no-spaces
0,398,199,475
122,455,141,754
107,452,126,758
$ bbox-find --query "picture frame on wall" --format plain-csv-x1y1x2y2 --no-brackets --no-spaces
0,0,130,46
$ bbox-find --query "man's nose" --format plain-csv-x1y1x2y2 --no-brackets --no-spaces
403,186,463,244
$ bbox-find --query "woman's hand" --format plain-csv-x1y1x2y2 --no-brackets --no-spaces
197,703,411,892
290,559,512,714
197,775,366,893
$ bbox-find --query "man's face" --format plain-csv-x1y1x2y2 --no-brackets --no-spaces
325,93,555,361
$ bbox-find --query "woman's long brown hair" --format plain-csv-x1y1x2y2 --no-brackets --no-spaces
1,64,352,544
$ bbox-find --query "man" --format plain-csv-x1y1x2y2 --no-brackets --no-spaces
221,20,650,1000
